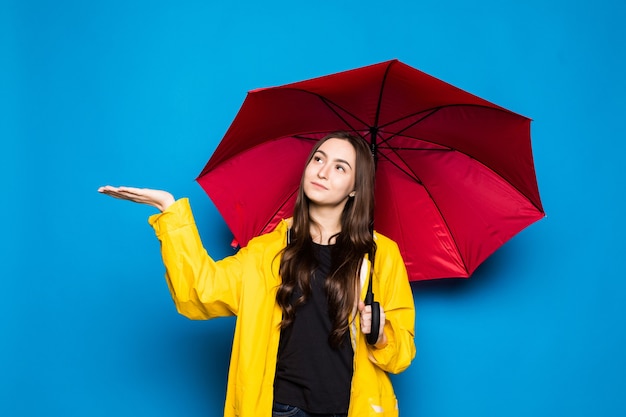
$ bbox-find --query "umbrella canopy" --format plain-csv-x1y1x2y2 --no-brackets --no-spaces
197,59,544,281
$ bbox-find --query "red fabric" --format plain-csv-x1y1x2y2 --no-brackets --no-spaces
197,60,544,281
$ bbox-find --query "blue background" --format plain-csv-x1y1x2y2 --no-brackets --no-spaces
3,0,625,416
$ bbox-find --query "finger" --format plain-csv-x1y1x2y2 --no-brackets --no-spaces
117,186,144,194
100,188,129,198
99,186,139,195
99,188,124,198
360,305,371,334
361,320,371,334
379,308,386,334
358,300,365,312
99,188,147,203
99,186,135,198
115,186,149,198
98,185,118,193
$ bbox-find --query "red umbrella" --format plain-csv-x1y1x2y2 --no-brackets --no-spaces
197,59,544,282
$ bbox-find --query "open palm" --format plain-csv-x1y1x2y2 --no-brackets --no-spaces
98,185,175,212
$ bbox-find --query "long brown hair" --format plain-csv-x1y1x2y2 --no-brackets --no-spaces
276,132,376,347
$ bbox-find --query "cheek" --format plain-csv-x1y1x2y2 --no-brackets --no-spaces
339,176,356,193
346,174,356,190
303,163,315,178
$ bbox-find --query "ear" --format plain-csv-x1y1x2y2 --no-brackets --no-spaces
349,191,356,198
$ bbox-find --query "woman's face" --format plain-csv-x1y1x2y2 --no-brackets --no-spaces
303,138,357,209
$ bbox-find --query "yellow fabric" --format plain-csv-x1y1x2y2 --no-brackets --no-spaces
149,198,416,417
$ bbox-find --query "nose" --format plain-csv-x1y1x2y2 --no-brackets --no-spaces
317,163,330,179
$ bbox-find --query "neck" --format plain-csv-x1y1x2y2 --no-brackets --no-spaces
308,205,343,245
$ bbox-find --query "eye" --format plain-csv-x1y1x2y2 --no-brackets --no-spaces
336,165,346,172
313,156,323,163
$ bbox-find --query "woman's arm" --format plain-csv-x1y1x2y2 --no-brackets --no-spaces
149,198,245,319
99,186,244,319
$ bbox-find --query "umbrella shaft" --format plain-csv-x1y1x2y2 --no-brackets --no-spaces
369,127,378,164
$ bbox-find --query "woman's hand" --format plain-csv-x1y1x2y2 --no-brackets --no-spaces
98,185,175,212
358,300,387,348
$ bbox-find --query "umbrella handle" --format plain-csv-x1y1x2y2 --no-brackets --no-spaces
364,259,380,346
365,300,380,345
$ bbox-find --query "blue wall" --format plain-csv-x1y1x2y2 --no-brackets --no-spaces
3,1,625,416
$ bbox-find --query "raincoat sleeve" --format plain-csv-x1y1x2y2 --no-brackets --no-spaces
148,198,245,320
368,237,416,374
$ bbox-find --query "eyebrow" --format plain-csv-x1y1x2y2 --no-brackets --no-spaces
315,150,353,170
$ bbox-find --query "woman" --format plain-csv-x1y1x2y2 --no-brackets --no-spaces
99,132,415,417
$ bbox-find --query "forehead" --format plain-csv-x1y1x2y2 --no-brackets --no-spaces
316,138,356,161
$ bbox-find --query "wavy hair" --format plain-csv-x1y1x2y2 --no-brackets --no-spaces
276,132,376,348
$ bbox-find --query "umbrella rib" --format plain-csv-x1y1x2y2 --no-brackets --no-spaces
377,131,545,214
318,96,366,133
376,149,471,276
373,103,542,213
260,186,300,237
376,107,442,147
378,103,521,137
276,87,371,129
374,60,393,129
370,61,394,150
376,148,454,183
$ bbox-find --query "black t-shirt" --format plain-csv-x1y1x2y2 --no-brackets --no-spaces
273,243,354,414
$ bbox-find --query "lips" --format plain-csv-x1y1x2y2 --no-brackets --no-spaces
310,181,328,190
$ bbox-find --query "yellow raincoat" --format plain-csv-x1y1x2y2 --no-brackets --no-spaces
149,199,416,417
